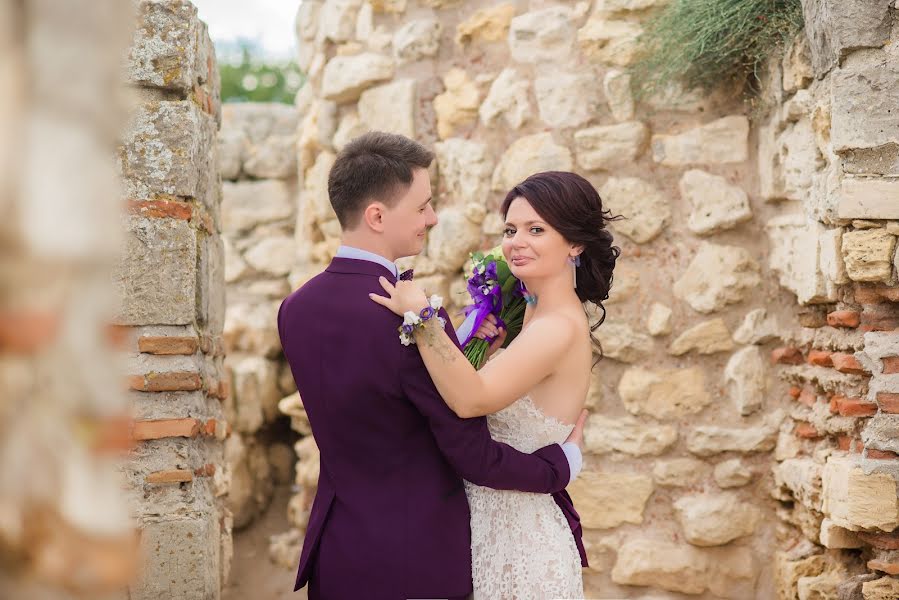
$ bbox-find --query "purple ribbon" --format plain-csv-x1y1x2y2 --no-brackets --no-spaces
456,260,505,347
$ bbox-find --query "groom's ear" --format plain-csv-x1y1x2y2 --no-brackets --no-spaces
362,201,387,233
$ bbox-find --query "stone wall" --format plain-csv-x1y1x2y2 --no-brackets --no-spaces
761,2,899,598
0,1,137,598
286,1,808,597
218,103,301,532
117,2,231,598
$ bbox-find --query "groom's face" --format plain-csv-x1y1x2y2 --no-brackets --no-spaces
382,167,437,259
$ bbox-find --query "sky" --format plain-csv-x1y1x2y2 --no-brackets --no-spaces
192,0,299,61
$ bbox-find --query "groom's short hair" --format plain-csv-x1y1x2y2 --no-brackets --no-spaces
328,131,434,229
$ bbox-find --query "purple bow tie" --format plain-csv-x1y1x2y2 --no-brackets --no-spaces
399,269,414,281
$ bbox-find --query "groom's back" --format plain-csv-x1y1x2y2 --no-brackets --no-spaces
278,259,473,599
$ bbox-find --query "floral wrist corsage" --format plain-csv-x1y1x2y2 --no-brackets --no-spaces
399,295,446,346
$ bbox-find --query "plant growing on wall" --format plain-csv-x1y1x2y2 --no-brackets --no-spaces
629,0,804,98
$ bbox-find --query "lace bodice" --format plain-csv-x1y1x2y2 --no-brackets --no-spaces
484,395,575,452
464,396,584,599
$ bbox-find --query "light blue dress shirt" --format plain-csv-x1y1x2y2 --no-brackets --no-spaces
334,244,582,484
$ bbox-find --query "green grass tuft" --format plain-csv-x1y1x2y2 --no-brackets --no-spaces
629,0,804,99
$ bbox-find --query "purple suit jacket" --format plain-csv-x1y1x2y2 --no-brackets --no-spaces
277,257,581,599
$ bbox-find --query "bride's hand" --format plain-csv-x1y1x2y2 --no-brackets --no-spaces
369,276,430,317
564,410,588,450
475,314,507,357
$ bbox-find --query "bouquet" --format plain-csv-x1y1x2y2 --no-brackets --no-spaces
456,246,534,369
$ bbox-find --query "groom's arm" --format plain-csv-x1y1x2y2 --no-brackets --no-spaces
399,309,577,494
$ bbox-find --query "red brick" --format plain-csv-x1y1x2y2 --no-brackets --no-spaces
137,336,198,355
129,371,202,392
0,311,60,353
132,418,200,441
831,353,869,375
193,463,216,477
876,392,899,413
807,350,833,367
834,396,878,417
882,356,899,374
202,419,217,437
867,559,899,576
798,387,817,407
826,310,861,328
788,386,802,399
126,199,192,220
866,448,899,460
795,422,821,439
145,469,193,484
86,416,136,455
772,346,804,365
856,284,899,304
836,435,853,451
856,531,899,550
861,304,899,332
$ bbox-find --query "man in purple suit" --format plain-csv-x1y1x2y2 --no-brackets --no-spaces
277,132,584,599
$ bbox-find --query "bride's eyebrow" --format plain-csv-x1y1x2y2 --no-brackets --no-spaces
504,220,542,227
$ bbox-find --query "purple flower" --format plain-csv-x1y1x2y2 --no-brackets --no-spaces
402,324,414,335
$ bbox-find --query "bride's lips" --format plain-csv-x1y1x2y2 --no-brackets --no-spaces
511,256,532,266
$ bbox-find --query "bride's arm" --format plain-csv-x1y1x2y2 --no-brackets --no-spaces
410,311,576,418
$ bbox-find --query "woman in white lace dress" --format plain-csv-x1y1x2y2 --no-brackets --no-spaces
371,171,620,599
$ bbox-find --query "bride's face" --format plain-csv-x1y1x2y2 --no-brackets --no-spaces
501,197,572,281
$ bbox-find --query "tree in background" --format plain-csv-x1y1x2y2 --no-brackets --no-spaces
218,39,304,104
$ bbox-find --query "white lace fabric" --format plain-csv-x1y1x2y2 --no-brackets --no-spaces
464,396,584,600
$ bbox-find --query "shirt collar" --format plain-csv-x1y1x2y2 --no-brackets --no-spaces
335,245,399,278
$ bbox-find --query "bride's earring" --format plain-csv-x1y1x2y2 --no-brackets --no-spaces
569,254,581,288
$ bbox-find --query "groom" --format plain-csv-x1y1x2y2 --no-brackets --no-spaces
278,131,585,600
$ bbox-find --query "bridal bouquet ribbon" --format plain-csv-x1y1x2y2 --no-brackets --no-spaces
457,246,529,369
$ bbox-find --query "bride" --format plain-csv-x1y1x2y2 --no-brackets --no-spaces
370,170,620,599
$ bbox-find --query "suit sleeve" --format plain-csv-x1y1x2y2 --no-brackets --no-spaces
399,308,570,493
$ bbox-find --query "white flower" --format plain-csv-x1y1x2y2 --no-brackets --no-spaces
437,316,446,329
403,311,421,326
429,295,444,310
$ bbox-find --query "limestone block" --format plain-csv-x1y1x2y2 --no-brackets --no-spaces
594,0,669,12
820,227,850,286
822,455,899,531
244,135,297,179
775,552,826,600
837,178,899,220
584,414,677,456
303,151,338,226
113,216,197,326
132,515,220,599
780,118,821,202
798,570,842,600
456,4,515,45
491,132,572,191
568,471,653,529
819,518,863,549
724,346,768,416
619,366,710,419
861,415,899,455
243,236,296,277
217,128,246,181
595,321,653,363
646,303,672,336
674,492,761,546
652,116,749,166
862,577,899,600
714,459,753,488
612,539,755,596
321,53,394,103
128,0,199,92
535,71,602,129
578,18,642,66
653,458,708,487
224,237,249,284
278,392,311,436
479,68,532,129
222,180,293,234
841,229,896,283
680,170,752,235
319,0,363,43
433,68,479,139
775,457,824,512
198,233,225,334
799,0,892,75
358,79,416,138
733,308,780,345
669,318,734,356
297,99,338,172
673,242,761,314
332,111,369,151
295,1,322,41
783,34,813,93
120,101,213,200
603,69,634,122
426,206,482,272
766,215,835,304
223,302,282,357
601,177,670,243
605,264,640,305
393,18,441,63
574,122,648,170
687,412,783,456
508,6,577,64
229,356,281,433
434,138,492,206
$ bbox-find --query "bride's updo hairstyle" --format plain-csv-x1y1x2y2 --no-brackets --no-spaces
500,171,621,361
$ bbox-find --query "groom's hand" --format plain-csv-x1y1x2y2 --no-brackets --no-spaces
564,409,588,449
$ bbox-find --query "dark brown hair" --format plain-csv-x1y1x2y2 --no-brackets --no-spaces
500,171,622,363
327,131,434,229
